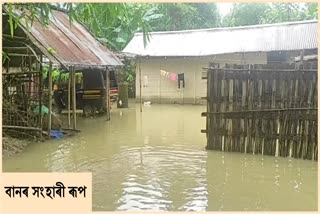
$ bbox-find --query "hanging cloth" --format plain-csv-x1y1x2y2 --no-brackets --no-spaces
170,73,177,81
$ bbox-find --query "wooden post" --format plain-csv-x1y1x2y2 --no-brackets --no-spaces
72,66,77,130
68,67,71,128
106,67,110,121
206,67,210,148
48,61,53,137
272,75,279,157
139,58,142,112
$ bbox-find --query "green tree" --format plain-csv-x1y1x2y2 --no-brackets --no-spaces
152,3,220,31
221,3,270,27
222,3,316,27
305,3,318,19
74,3,163,51
3,3,162,52
261,3,308,23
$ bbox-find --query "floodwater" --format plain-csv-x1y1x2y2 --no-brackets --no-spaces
3,102,318,211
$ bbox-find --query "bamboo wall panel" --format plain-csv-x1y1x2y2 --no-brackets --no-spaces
203,63,318,160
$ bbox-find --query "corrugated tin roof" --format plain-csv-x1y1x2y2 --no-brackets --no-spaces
15,9,123,67
123,20,318,57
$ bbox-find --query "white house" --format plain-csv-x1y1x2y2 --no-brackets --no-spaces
122,20,318,104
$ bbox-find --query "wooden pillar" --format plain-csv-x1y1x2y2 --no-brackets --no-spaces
48,61,53,137
139,58,142,112
68,67,71,128
106,67,110,121
72,66,77,130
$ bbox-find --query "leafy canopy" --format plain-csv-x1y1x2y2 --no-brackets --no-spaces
222,3,318,27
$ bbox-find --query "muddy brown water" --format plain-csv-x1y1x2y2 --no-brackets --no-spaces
3,102,317,211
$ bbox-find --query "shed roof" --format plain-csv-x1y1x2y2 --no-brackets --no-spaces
123,20,318,57
11,9,123,67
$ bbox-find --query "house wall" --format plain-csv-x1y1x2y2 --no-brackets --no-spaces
135,51,299,104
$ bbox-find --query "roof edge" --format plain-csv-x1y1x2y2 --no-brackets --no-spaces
133,20,318,36
122,48,318,58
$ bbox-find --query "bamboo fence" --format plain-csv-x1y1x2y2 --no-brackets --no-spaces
202,62,318,160
2,71,43,139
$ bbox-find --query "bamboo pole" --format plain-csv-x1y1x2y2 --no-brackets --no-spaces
68,67,71,128
244,79,249,153
205,67,210,147
106,68,110,121
139,58,142,112
194,65,196,104
311,74,316,160
228,78,234,152
211,65,218,149
39,54,43,138
28,50,32,95
221,70,225,151
72,66,77,130
159,62,162,104
48,61,53,137
3,125,42,131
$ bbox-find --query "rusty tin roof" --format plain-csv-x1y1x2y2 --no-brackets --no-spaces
15,9,123,67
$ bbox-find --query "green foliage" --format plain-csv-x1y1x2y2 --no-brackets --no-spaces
222,3,317,27
75,3,163,51
3,3,71,36
2,51,9,64
117,57,136,97
261,3,308,23
305,3,318,19
42,64,63,82
74,3,220,50
115,57,136,84
152,3,220,31
222,3,269,27
47,47,57,55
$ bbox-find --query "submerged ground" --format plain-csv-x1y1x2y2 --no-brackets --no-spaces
3,101,317,211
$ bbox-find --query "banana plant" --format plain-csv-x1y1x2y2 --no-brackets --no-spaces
75,3,163,51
